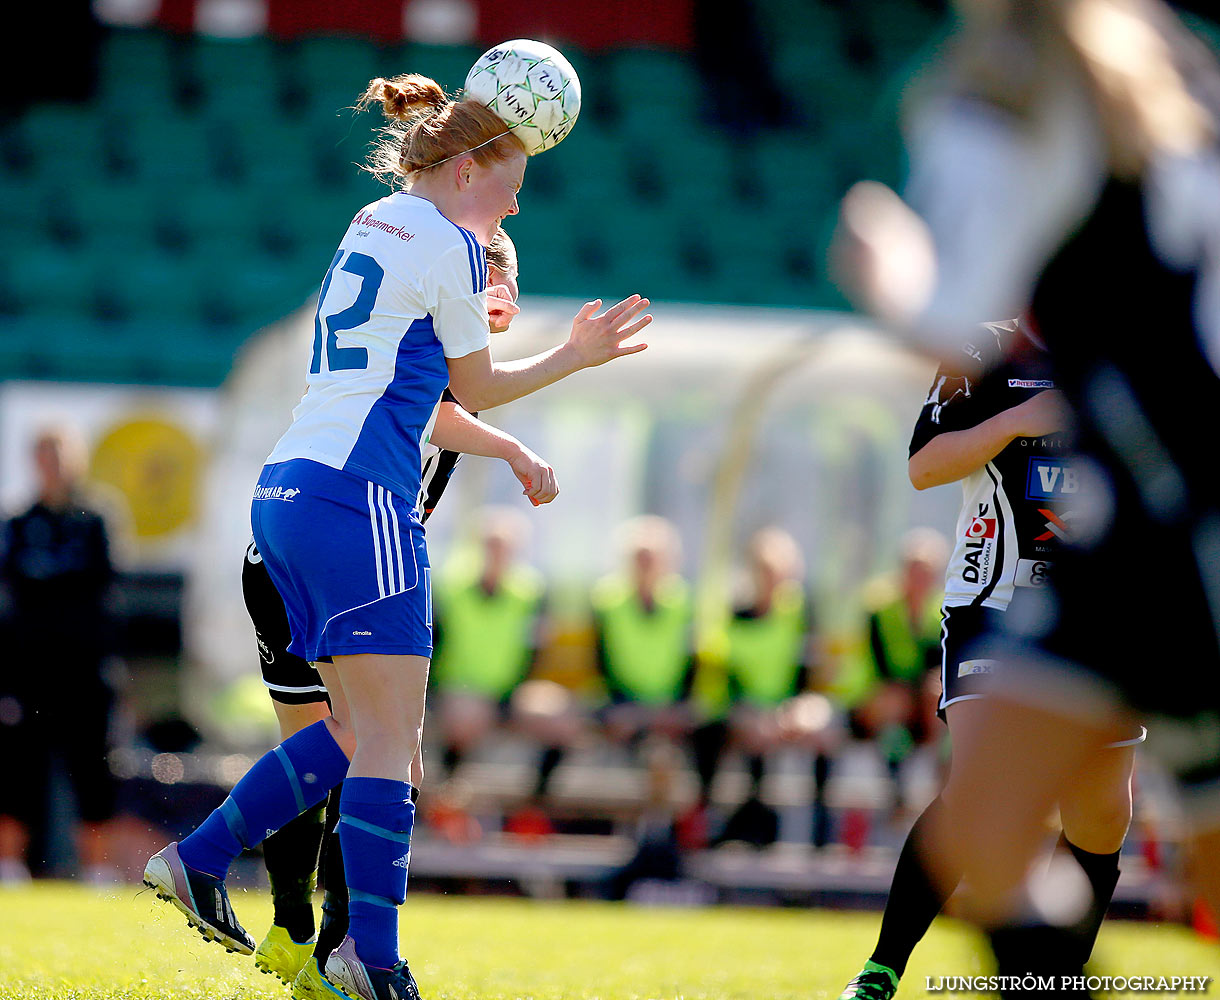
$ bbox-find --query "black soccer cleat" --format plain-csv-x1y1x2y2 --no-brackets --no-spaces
143,842,256,955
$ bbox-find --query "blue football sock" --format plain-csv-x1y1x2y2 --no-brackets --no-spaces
179,721,349,879
339,777,415,969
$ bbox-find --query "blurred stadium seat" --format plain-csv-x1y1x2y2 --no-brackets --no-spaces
0,9,953,385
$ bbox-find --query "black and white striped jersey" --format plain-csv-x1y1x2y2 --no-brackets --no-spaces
417,388,468,523
909,320,1071,610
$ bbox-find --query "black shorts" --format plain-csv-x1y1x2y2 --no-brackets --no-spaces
1002,516,1220,721
997,513,1217,802
938,604,1007,720
939,602,1148,746
242,541,328,706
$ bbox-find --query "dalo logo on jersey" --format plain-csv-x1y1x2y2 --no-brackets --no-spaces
962,503,995,585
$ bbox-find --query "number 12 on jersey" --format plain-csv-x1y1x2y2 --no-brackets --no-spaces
310,251,385,374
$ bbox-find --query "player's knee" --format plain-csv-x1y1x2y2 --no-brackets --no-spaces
324,715,358,759
357,725,423,767
1062,790,1132,853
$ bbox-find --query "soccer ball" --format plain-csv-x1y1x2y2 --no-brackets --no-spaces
465,39,581,155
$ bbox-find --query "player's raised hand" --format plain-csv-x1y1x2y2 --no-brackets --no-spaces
487,283,521,334
507,444,559,505
833,181,935,328
566,294,652,369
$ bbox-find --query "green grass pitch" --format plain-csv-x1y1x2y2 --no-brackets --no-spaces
0,883,1215,998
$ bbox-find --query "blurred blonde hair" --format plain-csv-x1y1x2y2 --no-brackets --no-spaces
616,515,682,568
899,525,950,571
477,505,531,548
747,526,805,582
936,0,1215,176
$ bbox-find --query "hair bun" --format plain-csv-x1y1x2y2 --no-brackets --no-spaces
360,74,449,122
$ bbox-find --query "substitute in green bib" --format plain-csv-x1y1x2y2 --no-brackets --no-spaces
850,527,948,814
591,516,695,756
709,529,840,849
431,509,574,808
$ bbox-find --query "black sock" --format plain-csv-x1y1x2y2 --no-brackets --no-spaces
869,796,956,978
1062,835,1121,966
315,784,348,962
262,801,326,943
989,924,1088,995
534,745,564,797
747,753,765,795
811,752,832,849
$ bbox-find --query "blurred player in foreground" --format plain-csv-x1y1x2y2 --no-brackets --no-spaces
144,71,651,1000
836,0,1220,984
839,319,1144,1000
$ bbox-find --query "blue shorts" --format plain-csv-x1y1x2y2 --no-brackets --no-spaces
250,459,432,662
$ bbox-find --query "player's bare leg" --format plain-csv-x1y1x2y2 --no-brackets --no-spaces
931,695,1130,988
1056,739,1136,965
1184,824,1220,925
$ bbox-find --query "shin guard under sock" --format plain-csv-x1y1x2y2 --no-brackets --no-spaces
339,777,415,969
179,721,349,879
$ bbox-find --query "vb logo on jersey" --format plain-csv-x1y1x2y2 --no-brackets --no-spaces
1026,459,1077,500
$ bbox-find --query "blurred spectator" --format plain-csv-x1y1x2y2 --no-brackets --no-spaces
851,527,947,813
604,738,688,901
692,0,797,131
0,424,127,883
590,516,695,763
430,508,579,832
697,528,840,849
